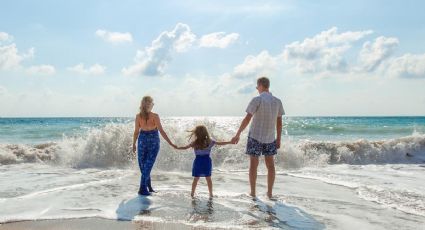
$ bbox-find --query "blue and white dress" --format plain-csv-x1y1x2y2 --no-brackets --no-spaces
192,140,215,177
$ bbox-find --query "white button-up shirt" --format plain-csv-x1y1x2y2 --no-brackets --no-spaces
246,92,284,144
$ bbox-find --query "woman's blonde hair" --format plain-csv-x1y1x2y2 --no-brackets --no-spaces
189,125,211,150
139,96,153,123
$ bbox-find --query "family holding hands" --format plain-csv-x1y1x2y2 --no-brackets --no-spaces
132,77,284,199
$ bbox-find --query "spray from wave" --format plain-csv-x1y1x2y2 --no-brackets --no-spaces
1,120,424,170
0,123,133,167
281,133,425,168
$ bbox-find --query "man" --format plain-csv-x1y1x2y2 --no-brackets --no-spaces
232,77,284,199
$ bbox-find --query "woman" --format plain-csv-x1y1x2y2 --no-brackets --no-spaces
132,96,176,196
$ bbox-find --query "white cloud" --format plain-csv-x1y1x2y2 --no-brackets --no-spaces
0,34,55,76
173,26,197,52
232,50,277,79
0,85,7,95
27,65,56,75
0,44,34,70
359,36,399,72
95,29,133,43
218,50,280,95
387,54,425,78
199,32,239,48
122,23,196,76
0,33,60,77
0,32,13,43
279,27,424,79
237,82,256,94
68,63,106,75
224,27,425,82
282,27,373,73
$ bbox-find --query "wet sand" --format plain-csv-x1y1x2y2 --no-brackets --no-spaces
0,218,221,230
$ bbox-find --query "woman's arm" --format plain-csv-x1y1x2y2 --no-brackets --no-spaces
175,144,192,150
132,115,140,153
154,114,177,148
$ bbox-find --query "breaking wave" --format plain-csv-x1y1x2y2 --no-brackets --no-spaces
1,121,424,170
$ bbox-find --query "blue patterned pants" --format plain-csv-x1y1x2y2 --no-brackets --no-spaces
137,129,160,192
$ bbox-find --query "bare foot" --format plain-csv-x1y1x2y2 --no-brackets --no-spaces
191,192,195,198
267,192,274,199
249,193,258,201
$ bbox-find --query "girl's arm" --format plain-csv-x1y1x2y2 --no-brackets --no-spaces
154,114,177,148
214,141,233,145
132,115,140,153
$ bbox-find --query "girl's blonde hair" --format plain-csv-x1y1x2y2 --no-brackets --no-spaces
139,96,153,123
189,125,211,150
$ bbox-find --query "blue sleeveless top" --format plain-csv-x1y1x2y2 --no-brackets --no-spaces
194,140,215,156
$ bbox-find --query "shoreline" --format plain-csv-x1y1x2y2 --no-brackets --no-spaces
0,217,208,230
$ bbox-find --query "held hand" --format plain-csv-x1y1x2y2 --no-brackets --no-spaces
231,135,240,144
132,144,136,153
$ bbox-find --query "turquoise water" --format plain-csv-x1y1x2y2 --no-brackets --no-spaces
283,116,425,140
0,117,132,144
1,116,424,144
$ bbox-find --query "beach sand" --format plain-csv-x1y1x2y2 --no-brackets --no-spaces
0,218,201,230
1,170,424,229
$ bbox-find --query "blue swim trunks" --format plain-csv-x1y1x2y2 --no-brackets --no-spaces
246,136,277,156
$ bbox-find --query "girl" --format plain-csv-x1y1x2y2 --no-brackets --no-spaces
132,96,176,196
175,125,232,198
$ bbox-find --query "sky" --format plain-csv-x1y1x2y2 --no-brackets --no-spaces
0,0,425,117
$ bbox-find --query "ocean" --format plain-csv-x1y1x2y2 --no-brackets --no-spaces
0,116,424,229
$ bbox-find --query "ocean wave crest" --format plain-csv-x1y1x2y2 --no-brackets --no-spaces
1,122,424,169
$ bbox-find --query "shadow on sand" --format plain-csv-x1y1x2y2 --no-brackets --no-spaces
115,196,152,221
248,198,325,229
114,195,325,229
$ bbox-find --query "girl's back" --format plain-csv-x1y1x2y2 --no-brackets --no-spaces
194,141,215,156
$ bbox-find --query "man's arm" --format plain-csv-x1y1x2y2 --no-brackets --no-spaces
232,97,258,144
276,115,282,149
276,99,284,149
232,113,253,144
